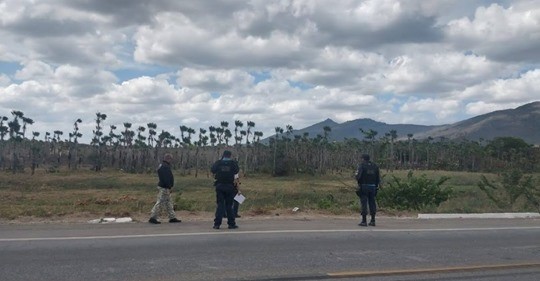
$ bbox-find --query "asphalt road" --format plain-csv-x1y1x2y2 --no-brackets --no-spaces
1,216,539,281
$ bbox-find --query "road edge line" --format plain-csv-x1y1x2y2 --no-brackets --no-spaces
327,261,540,278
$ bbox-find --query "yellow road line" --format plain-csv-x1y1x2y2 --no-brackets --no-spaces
328,261,540,278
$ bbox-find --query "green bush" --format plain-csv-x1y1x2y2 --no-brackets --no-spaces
317,194,337,209
478,169,540,212
173,191,197,211
378,171,453,211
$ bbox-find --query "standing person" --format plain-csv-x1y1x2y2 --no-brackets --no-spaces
355,154,381,227
211,150,240,229
148,153,182,224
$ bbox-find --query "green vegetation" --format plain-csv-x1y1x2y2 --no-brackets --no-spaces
378,171,453,211
1,168,538,221
2,110,540,179
478,169,540,212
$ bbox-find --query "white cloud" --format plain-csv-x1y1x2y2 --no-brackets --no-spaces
384,51,507,94
0,0,538,142
177,68,254,93
465,101,519,116
400,98,461,124
0,74,11,86
15,60,54,80
446,2,540,62
461,69,540,103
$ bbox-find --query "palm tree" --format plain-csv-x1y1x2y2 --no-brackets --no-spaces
246,121,255,145
387,129,398,171
360,128,378,157
70,119,82,143
91,112,107,145
0,116,8,140
215,127,224,145
208,126,217,146
322,126,331,141
273,126,283,175
8,111,23,140
147,123,157,147
21,116,34,139
218,121,229,145
53,130,63,142
30,131,40,174
194,128,208,178
407,133,414,168
135,126,147,147
69,118,83,170
179,125,188,144
234,120,243,146
91,112,107,171
254,131,263,143
224,129,232,146
238,130,246,145
186,127,195,146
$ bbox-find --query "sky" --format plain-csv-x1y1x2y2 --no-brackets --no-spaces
1,0,539,143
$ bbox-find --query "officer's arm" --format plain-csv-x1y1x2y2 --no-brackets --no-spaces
375,167,381,188
355,166,363,183
234,174,241,193
210,161,219,174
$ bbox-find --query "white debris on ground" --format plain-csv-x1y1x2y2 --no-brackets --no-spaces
88,217,133,223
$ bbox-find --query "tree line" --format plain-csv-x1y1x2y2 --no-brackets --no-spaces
1,110,539,175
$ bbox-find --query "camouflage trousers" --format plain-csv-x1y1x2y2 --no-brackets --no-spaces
150,187,176,219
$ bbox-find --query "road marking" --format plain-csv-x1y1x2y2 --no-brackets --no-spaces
328,261,540,278
1,226,539,242
418,212,540,219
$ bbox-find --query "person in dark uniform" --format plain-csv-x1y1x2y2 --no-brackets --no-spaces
355,154,381,226
149,153,182,224
211,150,240,229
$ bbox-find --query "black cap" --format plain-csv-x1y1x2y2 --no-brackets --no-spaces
361,154,370,161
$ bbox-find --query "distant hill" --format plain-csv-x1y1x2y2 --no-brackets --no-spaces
414,101,540,144
289,118,441,141
286,101,540,145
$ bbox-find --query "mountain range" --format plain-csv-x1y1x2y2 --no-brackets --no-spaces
289,101,540,145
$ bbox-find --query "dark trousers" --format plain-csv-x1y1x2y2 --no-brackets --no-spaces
214,183,236,227
232,200,239,217
223,187,240,218
359,184,377,218
222,195,240,218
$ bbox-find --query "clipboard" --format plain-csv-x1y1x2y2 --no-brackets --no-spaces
234,193,246,204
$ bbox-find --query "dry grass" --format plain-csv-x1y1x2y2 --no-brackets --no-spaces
0,168,535,222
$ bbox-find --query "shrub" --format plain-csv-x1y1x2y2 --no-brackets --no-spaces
173,191,197,211
478,169,540,212
378,171,453,211
317,194,337,209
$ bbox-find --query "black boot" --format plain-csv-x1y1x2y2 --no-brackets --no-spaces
359,215,367,227
369,215,376,226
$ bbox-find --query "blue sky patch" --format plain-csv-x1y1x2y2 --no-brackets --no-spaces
287,80,313,91
250,71,271,84
0,61,21,77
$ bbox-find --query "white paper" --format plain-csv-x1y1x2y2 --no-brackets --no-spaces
234,193,246,204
